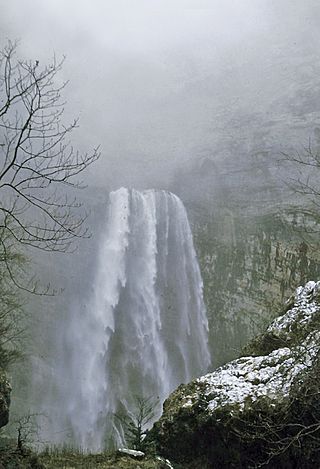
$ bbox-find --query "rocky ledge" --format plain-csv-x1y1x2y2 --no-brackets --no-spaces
150,281,320,468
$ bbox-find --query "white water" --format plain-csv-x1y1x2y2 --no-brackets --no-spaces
34,188,210,451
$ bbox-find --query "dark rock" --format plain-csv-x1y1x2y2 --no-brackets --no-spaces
0,370,10,428
150,281,320,468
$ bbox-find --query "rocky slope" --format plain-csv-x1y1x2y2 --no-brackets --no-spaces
150,281,320,468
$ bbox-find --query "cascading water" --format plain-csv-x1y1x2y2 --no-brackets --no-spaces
34,188,210,451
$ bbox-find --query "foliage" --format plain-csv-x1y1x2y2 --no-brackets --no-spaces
115,396,159,451
39,447,170,469
0,227,26,369
0,432,44,469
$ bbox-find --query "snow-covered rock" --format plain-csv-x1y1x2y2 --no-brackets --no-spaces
117,448,145,460
150,281,320,468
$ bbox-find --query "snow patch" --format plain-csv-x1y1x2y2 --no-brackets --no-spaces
197,332,319,413
182,282,320,414
268,281,320,336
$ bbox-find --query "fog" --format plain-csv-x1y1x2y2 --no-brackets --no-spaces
2,0,320,307
2,0,320,450
1,1,320,190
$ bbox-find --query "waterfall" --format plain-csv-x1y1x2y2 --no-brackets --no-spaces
35,188,210,451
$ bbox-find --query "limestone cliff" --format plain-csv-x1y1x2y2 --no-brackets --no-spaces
172,153,320,368
194,213,320,368
150,281,320,468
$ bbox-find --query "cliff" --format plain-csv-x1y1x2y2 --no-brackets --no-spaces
150,281,320,468
194,212,320,368
172,152,320,368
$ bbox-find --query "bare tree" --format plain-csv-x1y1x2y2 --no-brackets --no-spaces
0,40,100,290
14,414,41,455
280,140,320,237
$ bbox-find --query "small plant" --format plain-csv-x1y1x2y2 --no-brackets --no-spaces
115,396,159,451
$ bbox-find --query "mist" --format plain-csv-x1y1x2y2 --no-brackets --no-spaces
1,1,320,190
2,1,320,460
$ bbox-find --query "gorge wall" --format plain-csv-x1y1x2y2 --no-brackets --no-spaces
173,152,320,368
194,212,320,367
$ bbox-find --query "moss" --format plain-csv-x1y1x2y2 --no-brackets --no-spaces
242,331,291,356
150,382,320,468
39,450,171,469
0,446,45,469
149,282,320,468
0,370,10,429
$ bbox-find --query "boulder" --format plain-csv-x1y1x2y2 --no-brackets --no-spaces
150,281,320,468
117,448,145,460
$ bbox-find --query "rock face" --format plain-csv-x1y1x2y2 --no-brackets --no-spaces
172,146,320,369
174,50,320,370
150,281,320,468
0,370,10,428
193,213,320,368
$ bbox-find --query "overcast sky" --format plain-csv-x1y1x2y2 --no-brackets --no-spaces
1,1,320,190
